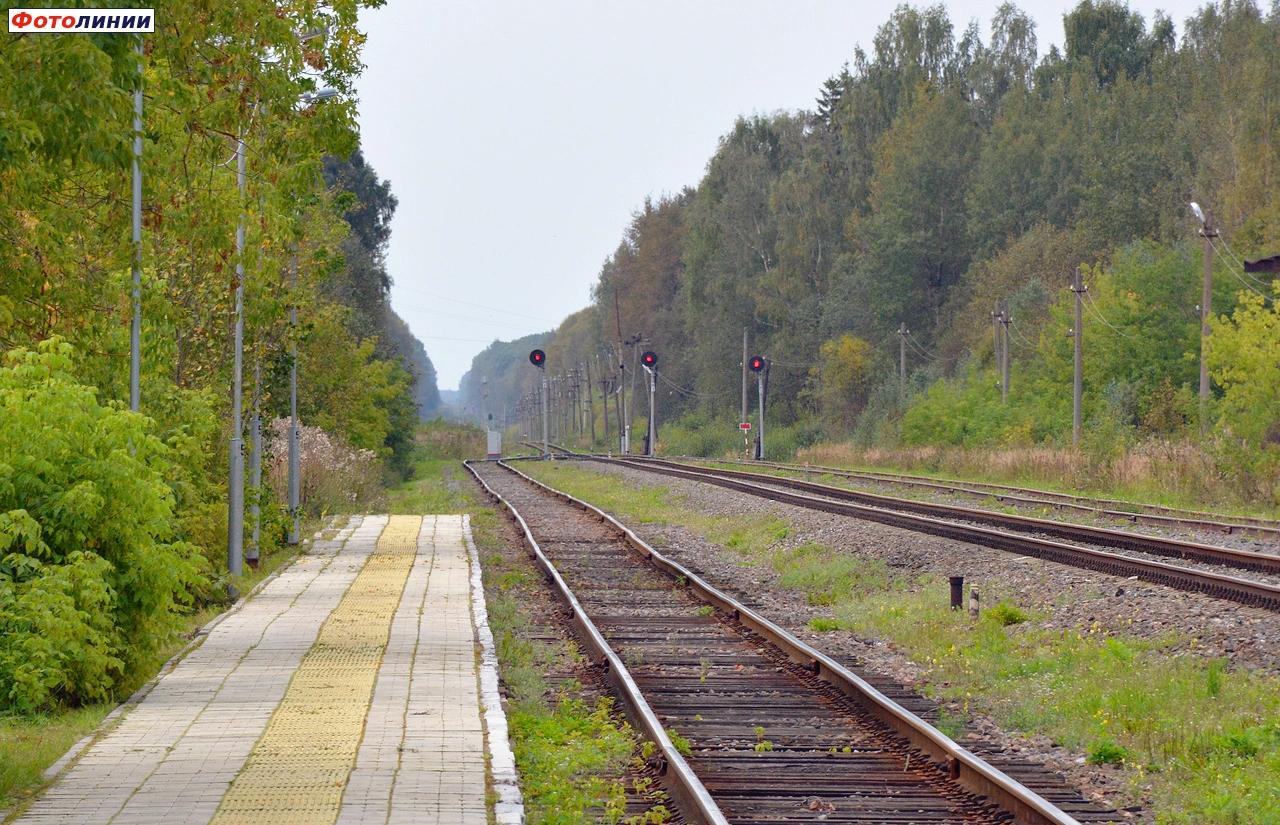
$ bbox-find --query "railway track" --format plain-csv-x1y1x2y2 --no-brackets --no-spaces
468,458,1114,825
526,448,1280,612
678,456,1280,541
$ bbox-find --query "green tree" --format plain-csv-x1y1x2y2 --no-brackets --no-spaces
1207,287,1280,444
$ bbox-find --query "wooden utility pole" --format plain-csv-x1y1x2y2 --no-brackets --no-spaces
1071,268,1087,448
897,322,908,402
571,369,581,436
584,360,596,446
992,301,1002,389
742,328,750,456
597,354,610,448
611,348,625,453
1198,209,1218,435
998,299,1010,403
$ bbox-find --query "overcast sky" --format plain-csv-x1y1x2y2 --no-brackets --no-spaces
356,0,1204,390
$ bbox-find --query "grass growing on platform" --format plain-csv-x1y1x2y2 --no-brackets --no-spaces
393,449,670,823
520,459,1280,824
388,457,473,513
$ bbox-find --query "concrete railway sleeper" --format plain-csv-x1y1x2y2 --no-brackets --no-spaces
586,454,1280,576
466,458,1113,825
674,456,1280,541
555,454,1280,613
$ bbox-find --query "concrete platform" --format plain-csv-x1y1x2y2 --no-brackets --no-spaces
10,515,522,825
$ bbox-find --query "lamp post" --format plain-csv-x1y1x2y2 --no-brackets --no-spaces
287,254,300,545
1190,202,1217,435
228,87,339,587
129,37,143,412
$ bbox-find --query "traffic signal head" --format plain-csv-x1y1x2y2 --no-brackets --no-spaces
641,350,658,368
529,349,546,368
748,355,766,373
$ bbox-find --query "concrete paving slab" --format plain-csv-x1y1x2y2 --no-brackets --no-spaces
10,513,523,825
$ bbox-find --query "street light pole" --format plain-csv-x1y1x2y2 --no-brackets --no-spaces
227,120,247,583
1071,267,1086,448
1194,204,1218,435
228,89,337,577
129,37,143,412
287,255,300,545
248,360,262,568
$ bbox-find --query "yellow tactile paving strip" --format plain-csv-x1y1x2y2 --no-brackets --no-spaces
208,515,421,825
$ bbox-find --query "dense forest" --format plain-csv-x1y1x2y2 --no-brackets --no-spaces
461,0,1280,493
0,2,437,711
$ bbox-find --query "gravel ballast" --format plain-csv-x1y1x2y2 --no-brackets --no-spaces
535,458,1280,819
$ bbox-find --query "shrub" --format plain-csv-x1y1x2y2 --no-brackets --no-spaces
1086,738,1129,765
985,601,1029,626
265,418,384,515
0,341,206,712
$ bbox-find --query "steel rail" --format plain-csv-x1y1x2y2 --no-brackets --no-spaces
483,458,1083,825
612,456,1280,575
572,454,1280,611
689,456,1280,538
463,459,729,825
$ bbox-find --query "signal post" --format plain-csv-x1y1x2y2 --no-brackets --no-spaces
529,349,548,457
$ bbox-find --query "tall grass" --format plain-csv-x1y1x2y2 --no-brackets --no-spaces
659,412,822,461
796,440,1280,516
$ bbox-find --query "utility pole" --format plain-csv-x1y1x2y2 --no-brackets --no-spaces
612,286,628,454
597,354,609,447
248,360,262,569
287,254,300,546
596,353,606,445
898,322,908,402
584,360,596,446
998,299,1010,403
1071,267,1086,448
129,37,143,412
562,375,570,440
627,337,642,449
1198,208,1218,435
992,301,1002,389
227,115,247,584
757,361,767,460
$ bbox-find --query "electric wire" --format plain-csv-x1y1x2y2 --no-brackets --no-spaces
657,372,734,400
904,334,937,360
1209,237,1273,297
1082,290,1133,338
1006,321,1039,349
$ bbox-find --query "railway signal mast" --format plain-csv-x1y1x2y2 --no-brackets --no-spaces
529,349,548,457
640,351,658,457
748,355,767,460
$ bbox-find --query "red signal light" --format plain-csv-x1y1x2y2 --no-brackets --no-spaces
748,355,766,373
529,349,546,367
641,350,658,367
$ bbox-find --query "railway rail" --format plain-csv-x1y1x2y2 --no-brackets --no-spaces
679,456,1280,541
467,458,1112,824
619,457,1280,575
522,446,1280,612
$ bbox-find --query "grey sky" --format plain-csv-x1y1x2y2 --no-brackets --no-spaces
357,0,1203,390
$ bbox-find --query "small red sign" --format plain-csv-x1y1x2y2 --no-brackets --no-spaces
739,422,751,430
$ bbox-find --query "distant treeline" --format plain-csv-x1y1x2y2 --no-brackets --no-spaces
462,1,1280,467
